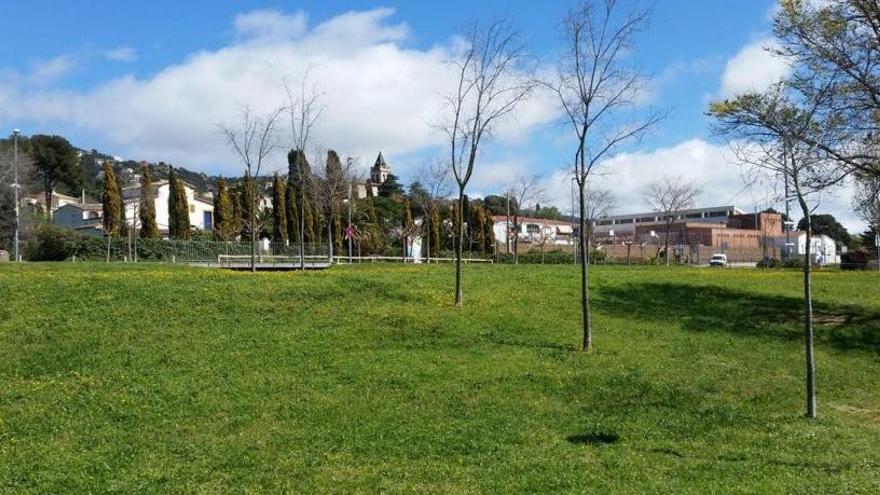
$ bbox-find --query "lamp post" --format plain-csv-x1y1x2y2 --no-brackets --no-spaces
12,128,20,262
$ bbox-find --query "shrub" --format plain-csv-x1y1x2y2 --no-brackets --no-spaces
841,249,870,270
25,223,80,261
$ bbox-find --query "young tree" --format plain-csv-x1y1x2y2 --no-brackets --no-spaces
644,176,702,266
167,167,191,240
30,134,80,219
441,20,536,306
220,105,284,271
709,81,844,419
549,0,662,351
101,162,122,261
284,70,324,269
138,165,159,239
415,157,452,262
320,150,347,259
271,173,288,245
507,175,542,264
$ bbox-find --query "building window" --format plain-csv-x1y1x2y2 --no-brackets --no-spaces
616,218,633,224
526,224,540,234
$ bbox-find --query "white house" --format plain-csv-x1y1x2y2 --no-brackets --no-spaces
121,180,214,233
772,232,838,264
492,215,575,248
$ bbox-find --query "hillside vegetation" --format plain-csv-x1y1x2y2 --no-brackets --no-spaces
1,264,878,493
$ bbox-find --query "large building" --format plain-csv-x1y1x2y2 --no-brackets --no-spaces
121,180,214,233
592,205,745,236
355,152,393,199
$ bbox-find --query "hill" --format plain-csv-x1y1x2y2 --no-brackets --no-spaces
1,264,878,492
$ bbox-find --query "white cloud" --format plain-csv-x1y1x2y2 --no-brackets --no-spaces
104,46,138,63
28,55,78,84
233,9,308,41
720,37,790,97
0,8,552,178
538,139,866,232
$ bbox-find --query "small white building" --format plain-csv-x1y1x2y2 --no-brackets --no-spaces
773,232,838,264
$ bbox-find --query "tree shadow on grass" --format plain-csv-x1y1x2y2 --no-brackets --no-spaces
597,282,880,355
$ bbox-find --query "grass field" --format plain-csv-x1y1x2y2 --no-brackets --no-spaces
1,263,879,493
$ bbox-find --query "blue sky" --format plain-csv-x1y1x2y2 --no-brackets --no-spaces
0,1,864,229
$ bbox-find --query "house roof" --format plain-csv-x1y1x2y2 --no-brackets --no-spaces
492,215,575,227
56,202,102,211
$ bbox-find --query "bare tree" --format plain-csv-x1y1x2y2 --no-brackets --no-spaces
507,174,542,264
710,81,844,419
220,105,285,272
0,142,34,255
853,173,880,268
415,157,452,262
440,20,536,306
644,176,702,267
549,0,663,351
284,70,324,269
584,187,616,244
314,149,361,263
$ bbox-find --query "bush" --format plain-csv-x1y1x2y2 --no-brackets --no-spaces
841,249,870,270
25,223,81,261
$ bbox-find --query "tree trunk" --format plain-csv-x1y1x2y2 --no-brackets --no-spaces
799,198,817,419
513,220,519,265
578,182,592,352
328,217,333,264
106,235,111,263
454,187,464,306
665,221,671,267
251,229,257,273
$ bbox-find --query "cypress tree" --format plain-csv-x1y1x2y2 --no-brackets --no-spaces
241,172,256,240
272,173,288,244
214,177,233,240
231,189,243,239
168,167,191,239
138,165,159,238
288,149,317,244
286,179,300,243
102,162,122,238
326,151,344,255
102,162,122,262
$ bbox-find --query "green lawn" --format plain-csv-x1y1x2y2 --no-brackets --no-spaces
1,263,878,493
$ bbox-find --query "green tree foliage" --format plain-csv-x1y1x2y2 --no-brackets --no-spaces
797,214,851,246
240,172,256,240
213,177,234,241
231,189,243,238
101,162,122,238
285,178,299,243
272,173,288,244
138,165,159,239
30,134,80,218
536,205,562,220
167,167,191,239
325,150,344,254
483,194,516,216
288,149,317,244
430,204,442,256
378,173,404,198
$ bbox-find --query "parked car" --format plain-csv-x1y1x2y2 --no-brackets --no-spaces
709,253,728,267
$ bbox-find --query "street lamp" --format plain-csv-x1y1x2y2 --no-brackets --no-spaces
12,128,20,262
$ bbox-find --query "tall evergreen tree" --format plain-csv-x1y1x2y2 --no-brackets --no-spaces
430,204,442,257
285,179,300,243
288,149,317,244
30,134,81,219
167,167,191,239
231,189,243,239
102,162,122,261
272,173,288,244
241,172,256,240
326,150,344,255
138,165,159,238
214,177,234,240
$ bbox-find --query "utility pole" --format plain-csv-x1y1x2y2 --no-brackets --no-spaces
12,129,20,262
